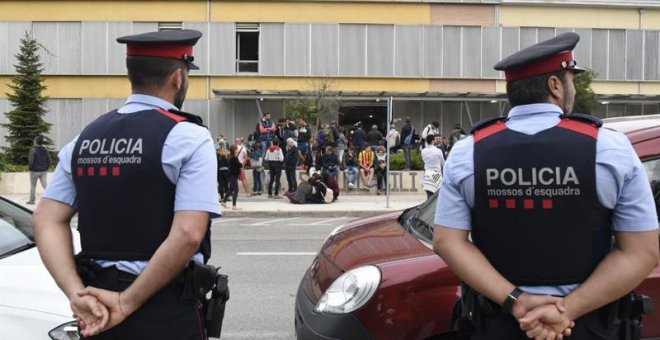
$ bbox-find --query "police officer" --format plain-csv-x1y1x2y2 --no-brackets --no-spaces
433,33,659,339
33,29,221,339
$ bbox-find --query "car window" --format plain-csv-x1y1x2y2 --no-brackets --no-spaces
642,158,660,219
0,198,35,257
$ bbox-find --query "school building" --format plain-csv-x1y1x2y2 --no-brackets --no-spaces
1,0,660,149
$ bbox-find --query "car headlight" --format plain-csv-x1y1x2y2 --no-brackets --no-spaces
49,321,80,340
315,265,381,314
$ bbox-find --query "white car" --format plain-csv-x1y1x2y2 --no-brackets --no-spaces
0,197,78,340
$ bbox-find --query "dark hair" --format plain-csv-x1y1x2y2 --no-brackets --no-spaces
426,134,435,144
506,70,568,108
229,144,238,158
357,122,363,128
405,117,411,124
432,121,439,128
126,56,187,91
272,138,280,146
34,135,44,145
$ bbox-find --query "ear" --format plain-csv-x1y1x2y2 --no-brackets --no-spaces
547,75,564,103
170,68,184,90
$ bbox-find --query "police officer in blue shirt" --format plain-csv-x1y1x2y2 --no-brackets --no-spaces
433,33,659,339
33,29,221,339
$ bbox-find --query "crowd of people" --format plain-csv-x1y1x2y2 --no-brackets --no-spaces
214,112,467,207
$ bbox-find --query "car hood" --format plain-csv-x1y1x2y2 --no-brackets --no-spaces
321,212,434,271
0,246,72,318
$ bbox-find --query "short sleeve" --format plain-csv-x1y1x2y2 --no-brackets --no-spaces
43,137,79,207
434,138,474,230
162,123,221,217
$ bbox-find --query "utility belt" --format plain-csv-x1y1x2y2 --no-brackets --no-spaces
75,253,230,339
450,283,654,340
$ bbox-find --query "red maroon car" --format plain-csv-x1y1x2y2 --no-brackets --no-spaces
295,115,660,340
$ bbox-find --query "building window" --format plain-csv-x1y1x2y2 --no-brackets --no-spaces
236,23,259,73
158,22,182,31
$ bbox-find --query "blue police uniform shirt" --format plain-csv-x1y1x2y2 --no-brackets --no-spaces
44,94,221,275
434,103,659,296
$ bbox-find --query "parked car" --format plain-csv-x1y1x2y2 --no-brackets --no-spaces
295,114,660,339
0,197,78,340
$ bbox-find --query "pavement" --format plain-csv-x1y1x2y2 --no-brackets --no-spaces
2,190,428,217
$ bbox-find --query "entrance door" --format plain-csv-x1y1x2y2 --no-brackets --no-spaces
338,104,387,135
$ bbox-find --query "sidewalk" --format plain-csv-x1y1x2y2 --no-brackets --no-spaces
2,191,428,217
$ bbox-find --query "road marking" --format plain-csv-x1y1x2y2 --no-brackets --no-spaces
212,218,245,224
291,217,347,226
236,252,317,256
241,218,299,226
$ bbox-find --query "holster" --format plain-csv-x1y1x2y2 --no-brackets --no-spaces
73,252,104,285
181,262,230,339
608,292,654,340
449,283,486,338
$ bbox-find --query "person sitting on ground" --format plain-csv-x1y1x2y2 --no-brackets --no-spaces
343,147,359,190
374,145,388,195
305,173,333,204
321,145,340,181
358,145,375,190
284,176,312,204
321,172,340,202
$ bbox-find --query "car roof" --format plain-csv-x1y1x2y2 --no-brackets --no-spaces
603,114,660,160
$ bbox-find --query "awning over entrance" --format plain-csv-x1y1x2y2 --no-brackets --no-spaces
212,89,660,104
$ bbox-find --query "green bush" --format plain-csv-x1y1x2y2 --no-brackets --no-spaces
0,153,28,172
389,149,423,170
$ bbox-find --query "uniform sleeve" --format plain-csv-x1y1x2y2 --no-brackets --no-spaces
43,138,79,207
434,138,474,230
598,131,659,232
162,123,221,216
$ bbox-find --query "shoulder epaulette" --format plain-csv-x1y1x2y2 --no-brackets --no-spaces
470,116,506,134
167,109,206,128
562,113,603,128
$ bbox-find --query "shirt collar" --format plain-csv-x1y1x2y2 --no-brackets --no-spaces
124,94,177,111
507,103,563,120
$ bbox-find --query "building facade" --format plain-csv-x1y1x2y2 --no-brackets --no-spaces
1,0,660,149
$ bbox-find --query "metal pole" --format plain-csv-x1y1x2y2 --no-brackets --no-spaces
386,96,393,208
255,99,264,119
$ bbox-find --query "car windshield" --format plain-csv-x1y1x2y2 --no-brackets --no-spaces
400,191,438,244
0,198,35,259
642,157,660,219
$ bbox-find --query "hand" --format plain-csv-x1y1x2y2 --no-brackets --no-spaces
511,293,564,320
76,287,136,336
520,304,575,340
70,293,109,337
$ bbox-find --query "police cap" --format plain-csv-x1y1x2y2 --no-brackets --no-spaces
494,32,584,82
117,29,202,70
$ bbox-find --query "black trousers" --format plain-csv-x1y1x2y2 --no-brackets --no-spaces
82,267,205,340
217,170,228,201
285,168,298,192
471,306,619,340
269,168,282,195
223,174,239,206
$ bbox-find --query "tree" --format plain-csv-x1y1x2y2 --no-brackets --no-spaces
284,78,340,131
573,69,598,115
2,32,52,165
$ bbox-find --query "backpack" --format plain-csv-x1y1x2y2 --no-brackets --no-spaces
320,182,334,203
323,126,335,145
404,126,415,145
